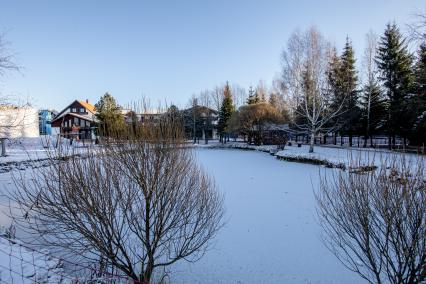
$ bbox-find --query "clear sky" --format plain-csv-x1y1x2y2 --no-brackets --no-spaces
0,0,424,110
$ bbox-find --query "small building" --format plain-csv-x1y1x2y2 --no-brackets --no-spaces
182,105,218,141
51,100,97,140
123,109,164,125
250,123,291,147
39,109,56,135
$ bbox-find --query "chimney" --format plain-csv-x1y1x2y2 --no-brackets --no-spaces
86,99,89,103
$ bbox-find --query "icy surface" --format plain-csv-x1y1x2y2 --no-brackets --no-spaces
171,148,363,283
2,140,420,283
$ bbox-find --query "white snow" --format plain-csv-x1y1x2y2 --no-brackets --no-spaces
205,141,421,170
171,148,364,283
0,236,68,283
0,139,422,283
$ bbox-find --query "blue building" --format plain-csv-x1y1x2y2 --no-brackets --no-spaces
39,109,55,135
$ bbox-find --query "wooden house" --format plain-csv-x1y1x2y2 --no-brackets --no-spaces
51,100,97,140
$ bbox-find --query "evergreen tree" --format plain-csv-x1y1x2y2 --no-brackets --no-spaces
411,43,426,146
338,38,360,147
95,92,125,137
326,47,343,144
360,79,385,146
269,92,278,108
376,23,414,148
256,86,267,102
246,86,259,104
218,82,235,143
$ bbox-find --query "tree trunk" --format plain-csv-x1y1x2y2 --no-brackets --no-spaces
143,258,154,283
388,134,391,150
1,139,6,157
309,132,315,153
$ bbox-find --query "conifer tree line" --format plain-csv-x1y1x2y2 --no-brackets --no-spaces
280,21,426,149
94,17,426,149
190,19,426,149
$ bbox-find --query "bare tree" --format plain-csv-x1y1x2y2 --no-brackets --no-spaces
281,27,343,153
230,84,247,109
229,102,284,145
197,89,212,109
361,31,382,147
316,155,426,284
0,32,19,77
0,32,25,156
210,86,224,112
407,10,426,43
11,120,224,282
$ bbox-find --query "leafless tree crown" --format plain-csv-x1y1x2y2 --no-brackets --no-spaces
316,155,426,284
12,120,224,282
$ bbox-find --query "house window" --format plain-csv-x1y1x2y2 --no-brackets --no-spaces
80,108,85,113
74,117,79,126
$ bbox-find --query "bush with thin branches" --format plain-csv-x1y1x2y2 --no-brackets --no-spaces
316,155,425,284
12,119,224,283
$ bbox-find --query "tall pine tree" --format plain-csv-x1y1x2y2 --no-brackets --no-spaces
376,23,414,148
218,82,235,143
411,43,426,146
326,47,343,144
340,38,360,147
360,80,385,146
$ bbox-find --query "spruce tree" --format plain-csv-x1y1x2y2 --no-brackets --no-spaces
376,23,414,148
360,79,385,146
339,38,360,147
95,92,125,137
326,47,343,144
411,43,426,146
218,82,235,143
247,86,259,105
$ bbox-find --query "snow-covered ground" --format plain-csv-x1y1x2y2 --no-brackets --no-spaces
204,141,422,170
0,236,68,283
0,139,422,283
0,138,52,164
171,148,363,283
0,137,95,173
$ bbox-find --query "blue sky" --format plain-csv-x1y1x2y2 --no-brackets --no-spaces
0,0,424,110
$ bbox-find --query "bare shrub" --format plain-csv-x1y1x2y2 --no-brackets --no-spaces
316,155,426,284
11,119,224,282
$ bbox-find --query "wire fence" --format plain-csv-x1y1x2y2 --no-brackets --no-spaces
293,135,409,149
0,236,145,284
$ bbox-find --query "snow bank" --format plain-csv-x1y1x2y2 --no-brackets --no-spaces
202,142,421,170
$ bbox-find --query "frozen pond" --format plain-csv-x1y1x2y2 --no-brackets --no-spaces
0,147,364,283
171,148,363,283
